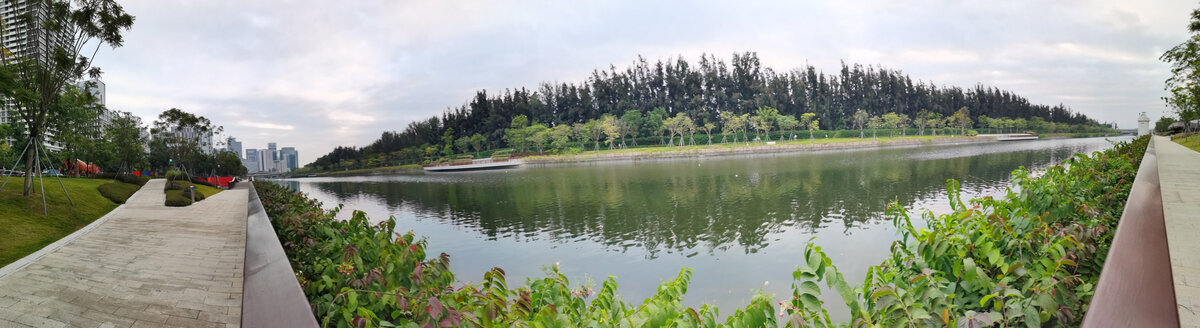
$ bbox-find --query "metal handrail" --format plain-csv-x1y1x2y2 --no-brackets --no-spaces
1082,140,1178,327
242,183,320,327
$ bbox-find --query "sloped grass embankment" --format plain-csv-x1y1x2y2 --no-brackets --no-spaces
0,178,120,266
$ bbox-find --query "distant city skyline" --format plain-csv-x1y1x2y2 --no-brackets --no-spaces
88,1,1195,164
237,140,299,173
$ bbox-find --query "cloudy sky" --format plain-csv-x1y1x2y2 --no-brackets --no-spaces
90,0,1195,166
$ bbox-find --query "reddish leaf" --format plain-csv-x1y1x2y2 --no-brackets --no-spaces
439,308,462,327
426,297,444,318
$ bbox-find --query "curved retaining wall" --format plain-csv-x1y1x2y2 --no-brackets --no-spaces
1082,140,1178,327
242,183,319,327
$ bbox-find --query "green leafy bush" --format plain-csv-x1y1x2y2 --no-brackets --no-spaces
97,181,139,204
164,190,192,207
165,170,188,181
784,136,1148,327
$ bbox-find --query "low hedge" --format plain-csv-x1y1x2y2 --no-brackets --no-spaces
92,173,150,186
163,180,216,206
119,175,150,187
164,190,193,207
97,181,140,204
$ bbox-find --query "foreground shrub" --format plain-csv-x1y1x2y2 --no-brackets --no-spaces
97,181,139,204
785,136,1148,327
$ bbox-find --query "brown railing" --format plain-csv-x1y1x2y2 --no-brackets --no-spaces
243,183,320,327
1082,140,1178,327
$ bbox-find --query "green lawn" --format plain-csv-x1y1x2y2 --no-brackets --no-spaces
523,135,966,161
0,177,120,266
1175,135,1200,153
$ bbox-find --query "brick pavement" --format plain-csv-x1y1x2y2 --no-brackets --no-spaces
0,179,247,328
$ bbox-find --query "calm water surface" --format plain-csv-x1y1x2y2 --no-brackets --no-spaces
275,137,1128,319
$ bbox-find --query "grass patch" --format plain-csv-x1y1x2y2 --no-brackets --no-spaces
306,164,423,177
522,135,967,161
0,177,119,266
1175,135,1200,153
97,181,140,204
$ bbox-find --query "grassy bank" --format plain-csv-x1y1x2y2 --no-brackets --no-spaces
1175,134,1200,152
253,135,1147,327
523,135,981,163
0,178,120,266
300,164,423,178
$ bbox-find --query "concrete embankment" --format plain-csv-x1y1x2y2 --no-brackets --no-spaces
524,136,994,165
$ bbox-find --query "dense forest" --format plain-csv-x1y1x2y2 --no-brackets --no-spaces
309,52,1106,170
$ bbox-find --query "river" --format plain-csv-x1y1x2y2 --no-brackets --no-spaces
274,136,1129,319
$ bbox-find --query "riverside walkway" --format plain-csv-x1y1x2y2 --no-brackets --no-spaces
0,179,247,327
1158,136,1200,326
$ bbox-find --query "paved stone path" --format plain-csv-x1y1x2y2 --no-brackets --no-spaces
0,179,247,328
1156,136,1200,327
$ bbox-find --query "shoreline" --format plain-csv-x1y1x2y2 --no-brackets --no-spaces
522,135,993,165
298,133,1124,177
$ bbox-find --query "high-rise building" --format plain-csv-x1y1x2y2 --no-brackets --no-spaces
244,149,259,173
77,79,105,106
228,138,242,159
268,142,277,162
257,149,269,172
280,147,298,170
0,0,75,150
0,0,75,66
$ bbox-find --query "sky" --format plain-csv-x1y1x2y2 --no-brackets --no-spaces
90,0,1196,166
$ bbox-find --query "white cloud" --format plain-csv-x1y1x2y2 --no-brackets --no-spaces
238,121,294,130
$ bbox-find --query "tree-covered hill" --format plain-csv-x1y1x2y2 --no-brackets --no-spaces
309,52,1105,170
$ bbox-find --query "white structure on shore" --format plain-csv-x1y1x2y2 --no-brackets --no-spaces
1138,112,1150,136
